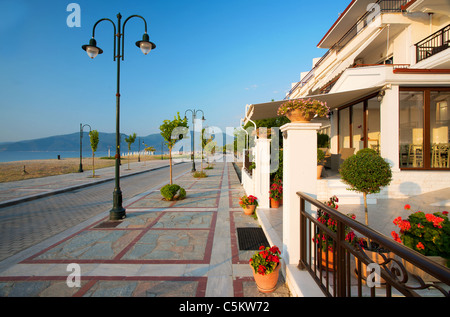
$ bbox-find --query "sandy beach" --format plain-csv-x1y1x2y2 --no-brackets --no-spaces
0,155,166,183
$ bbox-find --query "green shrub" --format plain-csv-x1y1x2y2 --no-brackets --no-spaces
178,188,186,199
339,148,392,226
193,171,208,178
160,184,186,201
317,149,325,164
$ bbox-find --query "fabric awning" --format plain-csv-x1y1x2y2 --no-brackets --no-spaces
244,86,382,122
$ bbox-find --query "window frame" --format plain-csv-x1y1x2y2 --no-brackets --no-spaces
399,87,450,171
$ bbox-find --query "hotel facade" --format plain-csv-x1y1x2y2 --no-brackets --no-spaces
245,0,450,200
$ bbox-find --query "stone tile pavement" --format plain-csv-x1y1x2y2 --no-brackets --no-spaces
0,161,291,299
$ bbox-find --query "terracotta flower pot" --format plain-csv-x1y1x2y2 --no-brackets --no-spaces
243,205,256,215
251,263,280,293
319,249,335,272
355,249,395,286
270,198,280,208
317,165,324,179
286,109,313,123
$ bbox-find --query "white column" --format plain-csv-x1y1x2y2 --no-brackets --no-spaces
380,85,400,171
280,122,322,265
254,137,271,209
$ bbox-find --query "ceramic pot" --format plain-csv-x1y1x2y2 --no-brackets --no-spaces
355,249,395,286
286,109,313,123
270,198,280,208
319,249,335,272
251,263,280,293
317,165,324,179
243,205,256,215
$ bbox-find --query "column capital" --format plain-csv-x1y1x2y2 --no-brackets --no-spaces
280,122,322,132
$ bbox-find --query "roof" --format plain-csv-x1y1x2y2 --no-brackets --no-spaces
244,86,382,122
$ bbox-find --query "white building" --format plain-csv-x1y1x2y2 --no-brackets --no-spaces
245,0,450,201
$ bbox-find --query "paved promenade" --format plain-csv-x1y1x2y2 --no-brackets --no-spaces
0,160,291,298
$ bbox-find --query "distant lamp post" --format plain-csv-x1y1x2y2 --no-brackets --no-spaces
184,109,205,172
82,13,156,221
78,123,91,172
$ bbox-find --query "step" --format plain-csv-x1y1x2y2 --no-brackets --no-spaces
321,179,377,205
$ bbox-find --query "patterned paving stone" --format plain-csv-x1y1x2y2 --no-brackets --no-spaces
122,230,210,261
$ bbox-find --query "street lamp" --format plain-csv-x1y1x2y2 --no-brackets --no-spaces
184,109,205,172
78,123,92,173
82,13,156,221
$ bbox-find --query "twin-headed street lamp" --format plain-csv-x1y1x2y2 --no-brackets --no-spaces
184,109,205,172
82,13,156,221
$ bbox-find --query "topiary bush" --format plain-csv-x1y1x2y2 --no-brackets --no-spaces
339,148,392,227
160,184,186,201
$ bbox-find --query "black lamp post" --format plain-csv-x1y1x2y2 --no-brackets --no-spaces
82,13,156,221
78,123,91,173
184,109,205,172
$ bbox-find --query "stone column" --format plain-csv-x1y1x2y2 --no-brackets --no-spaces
280,122,322,265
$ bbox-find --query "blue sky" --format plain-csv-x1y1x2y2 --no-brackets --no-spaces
0,0,348,142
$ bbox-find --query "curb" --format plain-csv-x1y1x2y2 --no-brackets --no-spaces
0,161,187,208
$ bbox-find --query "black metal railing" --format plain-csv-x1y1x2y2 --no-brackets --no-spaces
416,24,450,63
297,192,450,297
333,0,407,51
285,0,407,99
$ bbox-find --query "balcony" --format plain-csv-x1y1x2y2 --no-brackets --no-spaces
297,192,450,297
416,24,450,63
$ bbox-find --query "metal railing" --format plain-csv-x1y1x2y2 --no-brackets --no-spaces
416,24,450,63
332,0,407,51
297,192,450,297
285,0,407,100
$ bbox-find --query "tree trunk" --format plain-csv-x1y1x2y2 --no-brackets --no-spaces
169,148,173,185
363,192,368,226
363,192,371,249
127,149,130,170
92,151,95,178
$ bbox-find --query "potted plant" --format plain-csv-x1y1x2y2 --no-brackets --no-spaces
269,178,282,208
239,194,258,215
340,148,393,282
317,148,325,179
314,196,357,271
249,245,281,293
391,204,449,281
339,148,392,234
277,98,330,123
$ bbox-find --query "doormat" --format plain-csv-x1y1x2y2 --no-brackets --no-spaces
236,227,270,250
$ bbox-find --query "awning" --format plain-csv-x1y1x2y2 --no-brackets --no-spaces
244,86,382,122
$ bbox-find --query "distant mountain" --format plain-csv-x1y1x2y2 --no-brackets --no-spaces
0,132,169,153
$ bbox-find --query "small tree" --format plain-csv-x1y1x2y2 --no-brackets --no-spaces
145,145,156,155
160,112,189,184
339,148,392,227
125,132,137,169
89,130,99,177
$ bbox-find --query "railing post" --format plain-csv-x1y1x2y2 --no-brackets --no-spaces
336,220,346,297
298,197,306,270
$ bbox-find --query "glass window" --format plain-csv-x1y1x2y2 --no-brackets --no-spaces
430,91,450,168
399,91,424,167
339,107,350,150
367,98,381,154
352,103,364,152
